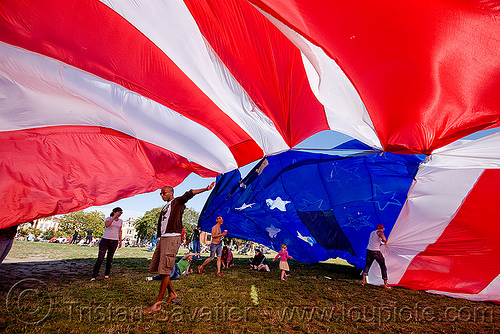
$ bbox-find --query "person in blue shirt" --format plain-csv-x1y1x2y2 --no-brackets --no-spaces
149,233,158,252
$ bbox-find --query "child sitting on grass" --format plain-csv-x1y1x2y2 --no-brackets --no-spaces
249,248,270,271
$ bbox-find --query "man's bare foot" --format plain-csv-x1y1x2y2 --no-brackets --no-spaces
165,292,179,304
143,301,163,314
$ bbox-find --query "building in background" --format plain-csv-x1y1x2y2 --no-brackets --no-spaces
122,218,138,244
32,217,60,232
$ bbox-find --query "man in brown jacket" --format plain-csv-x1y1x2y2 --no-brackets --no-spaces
145,181,215,313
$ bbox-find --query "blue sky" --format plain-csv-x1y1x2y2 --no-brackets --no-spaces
85,130,353,220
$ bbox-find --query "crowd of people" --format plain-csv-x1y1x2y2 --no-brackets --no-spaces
137,181,391,314
10,227,96,245
1,181,391,313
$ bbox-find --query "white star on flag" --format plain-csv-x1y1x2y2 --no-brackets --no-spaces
266,197,291,211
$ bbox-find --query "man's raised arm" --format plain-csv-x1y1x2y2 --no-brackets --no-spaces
191,181,215,195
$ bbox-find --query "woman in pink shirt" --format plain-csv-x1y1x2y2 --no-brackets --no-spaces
273,243,292,280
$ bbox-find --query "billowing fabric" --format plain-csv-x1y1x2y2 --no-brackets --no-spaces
250,0,500,153
2,0,499,228
200,139,500,302
1,0,500,302
374,133,500,303
0,0,327,226
199,149,424,267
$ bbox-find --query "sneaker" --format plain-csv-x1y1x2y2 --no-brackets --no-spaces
216,272,225,277
90,278,96,282
359,281,365,286
384,285,392,290
145,277,153,282
198,265,203,275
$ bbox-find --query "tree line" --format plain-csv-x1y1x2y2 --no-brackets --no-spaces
19,207,200,243
134,207,199,243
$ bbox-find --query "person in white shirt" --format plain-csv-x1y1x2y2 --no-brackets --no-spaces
90,207,123,281
360,224,391,289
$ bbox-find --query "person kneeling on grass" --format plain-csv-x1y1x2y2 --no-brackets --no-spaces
221,245,234,269
146,252,195,282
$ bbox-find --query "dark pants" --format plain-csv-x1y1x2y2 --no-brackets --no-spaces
92,238,119,278
0,236,14,264
362,249,388,280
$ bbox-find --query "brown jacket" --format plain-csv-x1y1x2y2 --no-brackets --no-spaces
156,190,194,236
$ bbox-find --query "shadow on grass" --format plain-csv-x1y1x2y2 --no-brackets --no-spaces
1,255,499,333
0,256,155,288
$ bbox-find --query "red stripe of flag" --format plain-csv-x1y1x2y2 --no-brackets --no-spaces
399,169,500,294
184,0,328,147
0,126,218,228
249,0,500,153
0,0,263,167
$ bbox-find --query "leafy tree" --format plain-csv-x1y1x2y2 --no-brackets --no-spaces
40,227,64,240
19,226,43,238
17,223,43,238
58,210,106,238
41,227,56,240
183,208,199,241
16,223,30,237
134,207,200,242
134,207,161,242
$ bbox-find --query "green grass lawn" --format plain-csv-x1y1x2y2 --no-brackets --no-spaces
1,241,498,333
